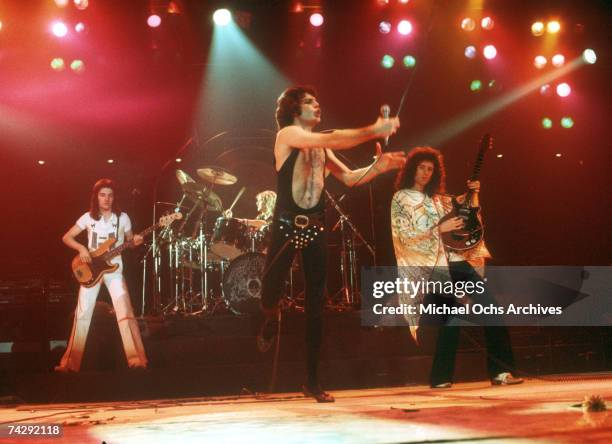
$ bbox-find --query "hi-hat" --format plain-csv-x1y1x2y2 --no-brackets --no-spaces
197,166,237,185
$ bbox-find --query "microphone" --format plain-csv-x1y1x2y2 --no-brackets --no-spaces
380,104,391,148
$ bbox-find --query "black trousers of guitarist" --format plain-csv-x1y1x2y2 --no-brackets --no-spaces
424,260,516,386
260,208,327,388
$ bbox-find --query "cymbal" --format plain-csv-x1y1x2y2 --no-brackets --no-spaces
176,169,196,185
185,188,223,212
181,181,206,195
197,167,237,185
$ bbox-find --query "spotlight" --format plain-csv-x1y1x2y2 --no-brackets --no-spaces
461,17,475,31
541,117,553,129
309,13,324,27
147,14,162,28
483,44,497,60
379,21,391,34
50,57,65,71
70,59,85,73
213,9,232,26
496,154,503,158
397,20,412,35
0,20,3,32
107,159,115,164
381,54,394,69
402,55,416,68
175,158,182,163
399,0,410,4
560,117,574,128
555,153,562,158
556,82,571,97
54,0,69,7
74,0,89,10
539,84,551,96
470,80,482,91
531,21,545,36
51,21,68,37
551,54,565,68
547,20,561,34
481,17,494,30
75,22,85,33
38,160,46,165
582,48,597,64
464,45,477,59
534,55,547,69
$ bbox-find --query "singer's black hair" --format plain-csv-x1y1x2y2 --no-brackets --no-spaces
89,178,121,220
275,86,317,129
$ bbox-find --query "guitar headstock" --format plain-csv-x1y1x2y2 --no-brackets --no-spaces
479,133,493,154
159,212,183,227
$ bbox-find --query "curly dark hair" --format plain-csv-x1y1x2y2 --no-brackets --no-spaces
395,146,446,196
89,178,121,220
275,85,317,129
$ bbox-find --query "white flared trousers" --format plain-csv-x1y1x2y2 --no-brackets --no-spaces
58,270,148,371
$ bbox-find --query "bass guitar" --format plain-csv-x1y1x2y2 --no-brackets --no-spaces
72,212,182,287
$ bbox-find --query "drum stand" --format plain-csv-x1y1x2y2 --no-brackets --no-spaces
325,191,375,309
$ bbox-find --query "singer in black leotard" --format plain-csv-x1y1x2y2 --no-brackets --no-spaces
258,85,405,402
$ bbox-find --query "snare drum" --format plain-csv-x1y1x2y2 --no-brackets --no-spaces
211,217,248,260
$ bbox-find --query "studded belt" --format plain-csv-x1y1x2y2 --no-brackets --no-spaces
275,211,325,249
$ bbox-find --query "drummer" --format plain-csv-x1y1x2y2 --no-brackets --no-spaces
224,190,276,230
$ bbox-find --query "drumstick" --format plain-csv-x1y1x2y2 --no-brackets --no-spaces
227,186,246,213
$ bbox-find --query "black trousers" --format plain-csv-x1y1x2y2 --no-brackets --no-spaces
428,260,516,386
261,219,327,385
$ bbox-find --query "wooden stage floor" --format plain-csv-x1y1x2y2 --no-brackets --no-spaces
1,373,610,443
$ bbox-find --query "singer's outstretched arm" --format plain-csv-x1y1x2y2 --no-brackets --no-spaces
325,144,406,187
276,116,399,151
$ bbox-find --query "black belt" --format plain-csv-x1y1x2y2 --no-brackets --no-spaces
274,211,325,249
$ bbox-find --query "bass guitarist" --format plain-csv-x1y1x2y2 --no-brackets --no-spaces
56,178,148,372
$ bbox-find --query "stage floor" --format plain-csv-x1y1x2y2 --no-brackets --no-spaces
1,373,610,443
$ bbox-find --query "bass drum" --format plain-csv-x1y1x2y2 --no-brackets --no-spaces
223,253,266,315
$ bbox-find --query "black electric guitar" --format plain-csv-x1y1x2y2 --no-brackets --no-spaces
72,212,182,287
440,134,492,251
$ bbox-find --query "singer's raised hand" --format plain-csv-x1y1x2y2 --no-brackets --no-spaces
374,116,400,138
374,142,407,172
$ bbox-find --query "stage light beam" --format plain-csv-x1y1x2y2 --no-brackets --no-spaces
470,80,482,91
541,117,553,129
50,57,65,71
74,0,89,10
403,55,416,68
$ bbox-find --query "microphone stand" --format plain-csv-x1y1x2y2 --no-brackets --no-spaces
326,190,374,309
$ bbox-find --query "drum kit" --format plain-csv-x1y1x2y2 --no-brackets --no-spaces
144,166,276,316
